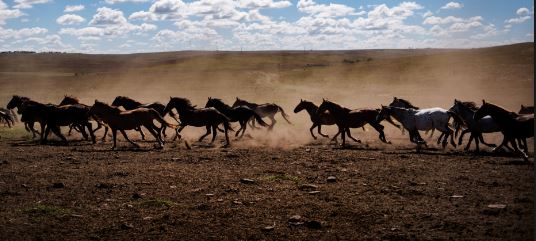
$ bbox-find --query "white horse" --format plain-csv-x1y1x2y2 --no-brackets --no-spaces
448,99,499,152
377,106,456,148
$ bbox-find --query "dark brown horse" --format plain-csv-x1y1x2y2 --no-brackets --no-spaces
294,99,336,139
205,97,267,138
7,95,47,139
519,105,534,114
89,100,178,149
317,99,391,146
59,95,108,140
0,108,15,128
474,100,534,161
41,104,96,145
164,97,233,147
232,97,291,130
112,96,179,139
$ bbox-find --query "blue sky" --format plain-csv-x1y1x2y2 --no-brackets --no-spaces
0,0,533,53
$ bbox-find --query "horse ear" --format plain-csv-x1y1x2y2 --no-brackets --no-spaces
394,97,397,100
521,104,525,108
482,99,486,104
94,99,98,103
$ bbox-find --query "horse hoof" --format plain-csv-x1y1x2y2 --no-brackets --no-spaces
357,140,362,143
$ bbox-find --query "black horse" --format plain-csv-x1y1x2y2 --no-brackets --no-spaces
232,97,291,130
205,97,267,138
164,97,233,147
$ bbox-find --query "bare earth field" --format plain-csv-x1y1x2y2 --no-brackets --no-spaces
0,43,534,240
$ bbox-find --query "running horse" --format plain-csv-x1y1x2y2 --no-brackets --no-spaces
474,100,534,161
205,97,268,138
7,95,47,139
112,96,179,139
316,99,393,146
59,95,108,141
164,97,233,147
232,97,291,130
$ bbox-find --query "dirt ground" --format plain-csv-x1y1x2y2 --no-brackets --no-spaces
0,43,534,240
0,127,533,241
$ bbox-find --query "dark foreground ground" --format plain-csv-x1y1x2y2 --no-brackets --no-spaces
0,133,533,241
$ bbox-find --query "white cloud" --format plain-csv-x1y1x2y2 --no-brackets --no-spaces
440,2,463,10
90,7,128,26
297,0,356,18
505,16,531,24
13,0,50,9
129,11,157,21
0,26,47,39
516,7,530,15
105,0,149,4
64,4,84,12
239,0,291,9
0,1,25,25
56,14,85,25
449,21,482,32
422,10,433,18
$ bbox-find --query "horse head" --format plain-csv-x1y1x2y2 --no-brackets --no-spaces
473,99,490,120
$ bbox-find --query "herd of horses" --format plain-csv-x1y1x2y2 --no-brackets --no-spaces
0,95,533,161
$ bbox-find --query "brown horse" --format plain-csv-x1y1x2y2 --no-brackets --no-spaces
40,103,96,145
232,97,291,130
519,105,534,114
59,95,108,140
474,100,534,161
205,97,268,138
111,96,179,139
89,100,178,149
164,97,232,147
294,99,336,139
7,95,48,140
317,99,391,146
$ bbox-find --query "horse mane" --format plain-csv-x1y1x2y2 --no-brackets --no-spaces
459,101,479,111
64,95,80,102
96,101,121,114
395,98,419,109
116,96,142,105
174,97,196,110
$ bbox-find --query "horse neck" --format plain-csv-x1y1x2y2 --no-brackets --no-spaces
485,105,514,122
326,104,348,117
303,103,319,116
389,108,411,123
456,105,476,122
122,99,142,109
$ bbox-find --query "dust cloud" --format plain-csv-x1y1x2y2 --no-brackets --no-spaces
0,43,533,148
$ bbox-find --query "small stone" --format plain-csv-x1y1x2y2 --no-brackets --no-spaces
52,182,65,188
487,204,506,209
171,157,181,161
217,198,224,202
262,224,275,231
143,216,153,220
450,195,464,198
120,223,134,230
305,220,322,229
232,200,243,205
289,215,302,222
298,184,318,191
327,176,337,183
240,178,255,184
131,193,142,200
205,193,215,197
308,191,321,195
170,185,177,189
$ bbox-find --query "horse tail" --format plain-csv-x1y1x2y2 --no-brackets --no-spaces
252,111,268,127
276,105,292,124
152,110,179,129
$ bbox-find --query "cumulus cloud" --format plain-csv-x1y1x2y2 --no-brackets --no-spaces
516,7,530,15
64,4,84,12
0,26,47,39
0,1,25,25
505,15,531,24
13,0,50,9
56,14,85,25
239,0,291,9
105,0,149,4
297,0,356,18
90,7,128,26
440,2,463,10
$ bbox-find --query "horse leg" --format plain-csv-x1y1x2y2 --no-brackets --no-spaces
173,125,185,141
345,128,361,143
161,125,167,138
210,125,218,143
198,126,211,142
429,129,434,138
136,127,146,140
101,126,109,142
458,129,470,146
476,134,493,148
235,121,244,137
371,123,388,143
436,131,444,145
79,124,89,141
521,138,528,154
111,129,118,149
508,137,528,161
86,122,96,144
492,135,510,152
318,125,329,138
268,115,276,131
240,121,248,138
51,126,68,145
120,129,139,148
474,133,480,152
41,125,51,144
39,122,46,141
144,125,163,149
309,123,318,140
464,133,474,151
340,127,346,147
448,128,456,148
331,127,342,143
224,124,230,147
